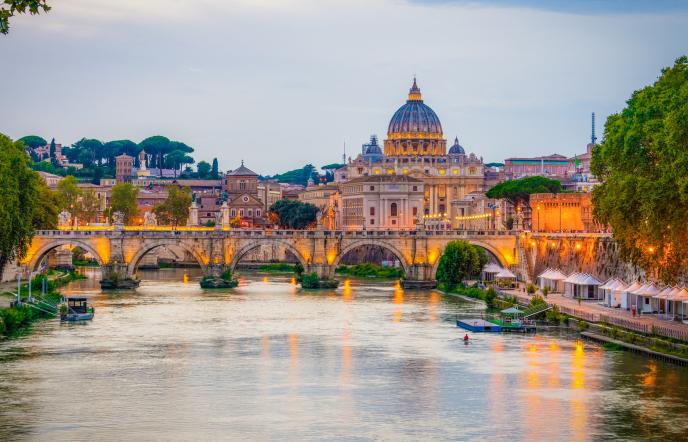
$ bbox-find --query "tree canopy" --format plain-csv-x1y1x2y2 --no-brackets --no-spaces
0,1,50,34
109,183,139,224
0,133,41,275
269,199,318,229
591,56,688,282
435,240,488,289
485,176,562,206
269,164,320,187
154,186,192,226
18,135,47,149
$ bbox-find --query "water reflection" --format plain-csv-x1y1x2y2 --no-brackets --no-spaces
1,269,688,440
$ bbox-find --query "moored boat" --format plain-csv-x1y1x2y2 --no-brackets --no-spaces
60,297,94,321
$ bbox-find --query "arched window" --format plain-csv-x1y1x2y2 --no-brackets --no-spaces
248,209,253,217
256,209,261,217
390,203,398,217
239,209,244,217
230,209,236,217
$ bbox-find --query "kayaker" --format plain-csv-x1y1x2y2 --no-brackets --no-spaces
463,334,470,343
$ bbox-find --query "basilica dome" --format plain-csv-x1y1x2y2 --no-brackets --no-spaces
448,137,465,156
384,79,447,156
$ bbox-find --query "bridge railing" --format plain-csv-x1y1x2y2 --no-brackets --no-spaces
36,228,520,238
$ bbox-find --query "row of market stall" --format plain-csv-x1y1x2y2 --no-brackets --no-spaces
537,268,688,320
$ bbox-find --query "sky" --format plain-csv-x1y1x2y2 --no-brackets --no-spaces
1,0,687,174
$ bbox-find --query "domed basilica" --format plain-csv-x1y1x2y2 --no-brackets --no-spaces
335,79,486,218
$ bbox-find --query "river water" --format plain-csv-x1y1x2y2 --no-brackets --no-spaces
1,268,687,441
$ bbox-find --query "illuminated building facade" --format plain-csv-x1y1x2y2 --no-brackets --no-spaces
336,79,486,221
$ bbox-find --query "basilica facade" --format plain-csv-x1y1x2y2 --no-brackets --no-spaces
335,79,486,220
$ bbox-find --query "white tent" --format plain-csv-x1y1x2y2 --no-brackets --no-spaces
495,268,517,279
599,278,626,307
482,263,503,281
621,281,643,311
538,268,567,293
634,283,659,314
564,273,602,300
653,287,675,318
669,288,688,321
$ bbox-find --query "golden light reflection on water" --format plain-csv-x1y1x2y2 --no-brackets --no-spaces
643,360,657,388
262,276,269,283
570,340,588,442
182,273,189,284
428,291,441,322
342,279,353,302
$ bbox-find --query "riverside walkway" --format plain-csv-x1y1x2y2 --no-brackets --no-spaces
502,285,688,342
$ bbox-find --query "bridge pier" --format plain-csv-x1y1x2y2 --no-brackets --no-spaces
100,262,140,290
401,264,437,289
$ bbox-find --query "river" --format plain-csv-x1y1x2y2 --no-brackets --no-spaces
1,268,687,441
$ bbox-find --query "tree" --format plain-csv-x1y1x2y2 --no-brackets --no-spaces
197,161,211,179
269,199,318,229
0,133,40,276
139,136,171,169
211,158,219,179
77,189,101,224
272,164,320,187
48,137,58,166
435,240,488,289
32,179,59,229
56,175,81,213
486,176,562,206
18,135,47,150
591,56,688,282
109,182,139,223
153,186,192,226
0,0,50,34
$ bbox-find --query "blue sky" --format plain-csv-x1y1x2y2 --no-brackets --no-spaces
1,0,686,174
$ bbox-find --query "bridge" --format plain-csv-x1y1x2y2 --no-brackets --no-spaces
24,228,523,288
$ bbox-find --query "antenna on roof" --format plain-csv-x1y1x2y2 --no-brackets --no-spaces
343,141,346,165
591,112,597,145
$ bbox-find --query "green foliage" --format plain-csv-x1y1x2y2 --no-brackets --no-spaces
18,135,47,149
197,161,212,179
335,263,404,279
300,272,321,289
271,164,319,187
545,304,562,323
220,269,233,281
0,133,41,276
294,262,304,276
435,240,488,289
269,199,318,229
321,163,345,170
486,176,562,207
56,175,80,211
154,186,192,226
526,283,537,294
32,179,59,230
0,0,50,34
258,263,296,273
211,158,219,179
542,286,550,297
591,57,688,283
505,217,514,230
483,287,498,308
109,183,139,223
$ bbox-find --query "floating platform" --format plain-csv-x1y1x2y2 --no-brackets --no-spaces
456,318,537,333
456,319,502,332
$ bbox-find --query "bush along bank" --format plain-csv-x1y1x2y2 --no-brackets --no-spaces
0,272,80,338
438,283,499,308
335,263,404,279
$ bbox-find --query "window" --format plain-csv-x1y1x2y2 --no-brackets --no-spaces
370,207,375,216
256,209,261,217
390,203,398,217
439,204,445,213
392,219,396,225
412,207,418,216
240,181,246,190
248,209,253,217
239,209,244,217
453,169,458,175
370,186,375,191
231,209,236,217
412,185,418,192
370,219,375,225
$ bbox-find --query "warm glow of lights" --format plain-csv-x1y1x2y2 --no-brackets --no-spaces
551,241,556,248
342,279,352,302
647,246,655,254
262,276,269,283
575,243,582,251
530,241,536,247
439,169,445,175
183,273,189,284
427,249,440,265
387,169,394,175
327,250,337,265
290,277,297,285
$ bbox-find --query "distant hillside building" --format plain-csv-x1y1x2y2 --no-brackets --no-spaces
115,153,134,183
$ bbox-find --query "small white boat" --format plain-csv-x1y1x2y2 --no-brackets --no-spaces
60,297,94,321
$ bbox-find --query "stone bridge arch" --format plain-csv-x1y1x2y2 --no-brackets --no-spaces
127,240,208,275
228,239,308,273
429,239,510,280
332,239,411,276
25,238,106,271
